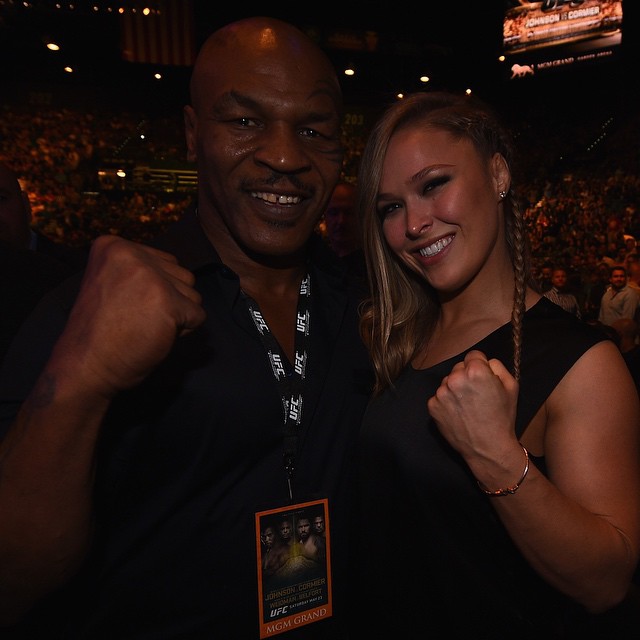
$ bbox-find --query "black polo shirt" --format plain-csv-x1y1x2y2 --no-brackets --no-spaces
0,210,373,639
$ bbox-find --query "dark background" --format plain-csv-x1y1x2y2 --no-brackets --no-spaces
1,1,637,117
0,1,637,257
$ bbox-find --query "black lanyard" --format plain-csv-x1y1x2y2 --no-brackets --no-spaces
243,274,312,502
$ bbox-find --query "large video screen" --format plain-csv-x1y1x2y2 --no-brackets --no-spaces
503,1,623,78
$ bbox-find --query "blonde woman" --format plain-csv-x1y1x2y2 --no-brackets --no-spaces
352,91,640,638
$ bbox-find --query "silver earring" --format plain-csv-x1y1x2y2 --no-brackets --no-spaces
499,190,507,199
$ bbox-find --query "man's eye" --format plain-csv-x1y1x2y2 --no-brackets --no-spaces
300,128,321,138
234,117,259,127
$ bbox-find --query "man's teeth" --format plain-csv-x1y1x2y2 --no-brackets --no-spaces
252,191,301,204
419,236,452,257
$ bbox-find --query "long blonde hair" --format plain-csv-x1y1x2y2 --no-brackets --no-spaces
357,91,531,394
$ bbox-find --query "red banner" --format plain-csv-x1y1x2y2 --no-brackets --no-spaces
120,0,195,66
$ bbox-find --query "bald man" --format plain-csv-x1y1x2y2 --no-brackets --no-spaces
0,17,372,639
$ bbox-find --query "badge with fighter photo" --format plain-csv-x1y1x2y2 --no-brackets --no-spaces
255,499,331,638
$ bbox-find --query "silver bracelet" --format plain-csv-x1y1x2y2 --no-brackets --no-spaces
477,444,529,497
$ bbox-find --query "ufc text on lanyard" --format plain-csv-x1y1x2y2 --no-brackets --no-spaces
243,273,311,503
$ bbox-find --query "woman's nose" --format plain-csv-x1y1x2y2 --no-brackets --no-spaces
405,209,432,239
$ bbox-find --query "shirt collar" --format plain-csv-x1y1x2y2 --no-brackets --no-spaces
149,205,348,285
150,207,220,272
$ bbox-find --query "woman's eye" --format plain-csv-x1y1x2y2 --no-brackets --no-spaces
423,175,449,194
378,203,400,220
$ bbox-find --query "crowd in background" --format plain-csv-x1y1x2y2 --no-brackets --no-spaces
0,104,192,246
2,95,640,323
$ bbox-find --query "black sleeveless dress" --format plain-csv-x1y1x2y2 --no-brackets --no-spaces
351,298,614,639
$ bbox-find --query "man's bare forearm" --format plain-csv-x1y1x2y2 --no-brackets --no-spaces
0,366,110,625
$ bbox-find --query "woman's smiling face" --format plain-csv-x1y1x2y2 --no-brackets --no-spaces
378,125,507,295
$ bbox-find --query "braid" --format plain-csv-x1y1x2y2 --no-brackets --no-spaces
508,193,529,382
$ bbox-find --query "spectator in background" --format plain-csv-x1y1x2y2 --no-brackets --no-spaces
323,180,365,280
599,265,640,326
324,181,359,259
611,318,640,395
0,160,87,271
534,261,553,293
623,236,637,266
0,161,32,250
582,261,613,322
543,267,581,317
0,161,74,365
612,317,639,352
625,254,640,294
